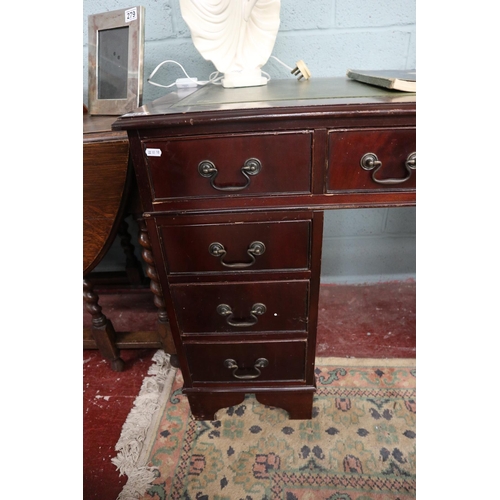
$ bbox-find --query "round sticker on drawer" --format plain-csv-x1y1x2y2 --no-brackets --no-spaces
145,148,162,157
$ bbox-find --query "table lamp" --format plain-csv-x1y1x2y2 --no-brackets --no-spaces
179,0,281,88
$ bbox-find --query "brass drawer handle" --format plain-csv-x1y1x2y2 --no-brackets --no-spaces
360,152,416,185
224,358,269,380
198,158,262,191
217,302,266,327
208,241,266,268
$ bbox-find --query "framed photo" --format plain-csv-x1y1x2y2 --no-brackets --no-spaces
88,6,145,115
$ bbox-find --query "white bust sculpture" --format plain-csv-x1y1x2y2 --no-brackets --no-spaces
179,0,281,88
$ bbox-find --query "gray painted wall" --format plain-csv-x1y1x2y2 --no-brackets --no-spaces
83,0,416,284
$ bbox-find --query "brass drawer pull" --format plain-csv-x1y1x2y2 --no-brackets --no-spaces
360,152,416,185
224,358,269,380
198,158,262,191
208,241,266,268
217,302,266,327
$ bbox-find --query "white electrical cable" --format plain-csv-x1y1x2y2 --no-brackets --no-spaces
208,71,224,85
269,55,293,72
147,60,192,88
147,60,223,88
147,56,295,89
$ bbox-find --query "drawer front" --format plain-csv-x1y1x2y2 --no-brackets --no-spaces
143,132,312,200
160,219,311,274
184,340,307,383
327,128,416,191
170,280,309,334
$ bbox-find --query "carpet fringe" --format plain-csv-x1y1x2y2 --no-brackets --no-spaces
316,356,416,367
111,350,176,500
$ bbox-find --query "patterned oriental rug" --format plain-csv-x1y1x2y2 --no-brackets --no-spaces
113,352,416,500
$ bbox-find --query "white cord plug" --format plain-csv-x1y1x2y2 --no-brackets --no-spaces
269,56,311,80
291,60,311,80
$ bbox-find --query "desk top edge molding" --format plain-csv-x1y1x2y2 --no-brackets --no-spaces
112,77,416,131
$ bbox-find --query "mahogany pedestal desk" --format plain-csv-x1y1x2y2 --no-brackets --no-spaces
113,77,416,419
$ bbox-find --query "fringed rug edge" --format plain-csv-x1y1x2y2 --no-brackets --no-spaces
111,350,177,500
317,356,416,367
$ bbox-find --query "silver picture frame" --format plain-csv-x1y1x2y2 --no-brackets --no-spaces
88,6,145,115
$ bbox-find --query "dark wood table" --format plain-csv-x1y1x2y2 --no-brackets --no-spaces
113,77,416,417
83,114,132,371
83,113,177,371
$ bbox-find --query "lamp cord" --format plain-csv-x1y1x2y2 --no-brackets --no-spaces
147,59,223,88
147,55,295,89
269,55,293,72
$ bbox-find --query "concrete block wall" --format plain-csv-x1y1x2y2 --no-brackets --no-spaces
83,0,416,284
321,207,415,283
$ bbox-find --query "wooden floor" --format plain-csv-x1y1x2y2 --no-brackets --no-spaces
83,280,416,500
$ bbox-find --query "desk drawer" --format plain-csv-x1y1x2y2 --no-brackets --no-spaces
327,128,416,192
160,219,311,274
143,132,312,200
170,280,309,334
185,340,307,383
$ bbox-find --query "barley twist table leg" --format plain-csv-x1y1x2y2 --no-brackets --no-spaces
83,279,125,372
138,219,179,367
118,218,144,285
